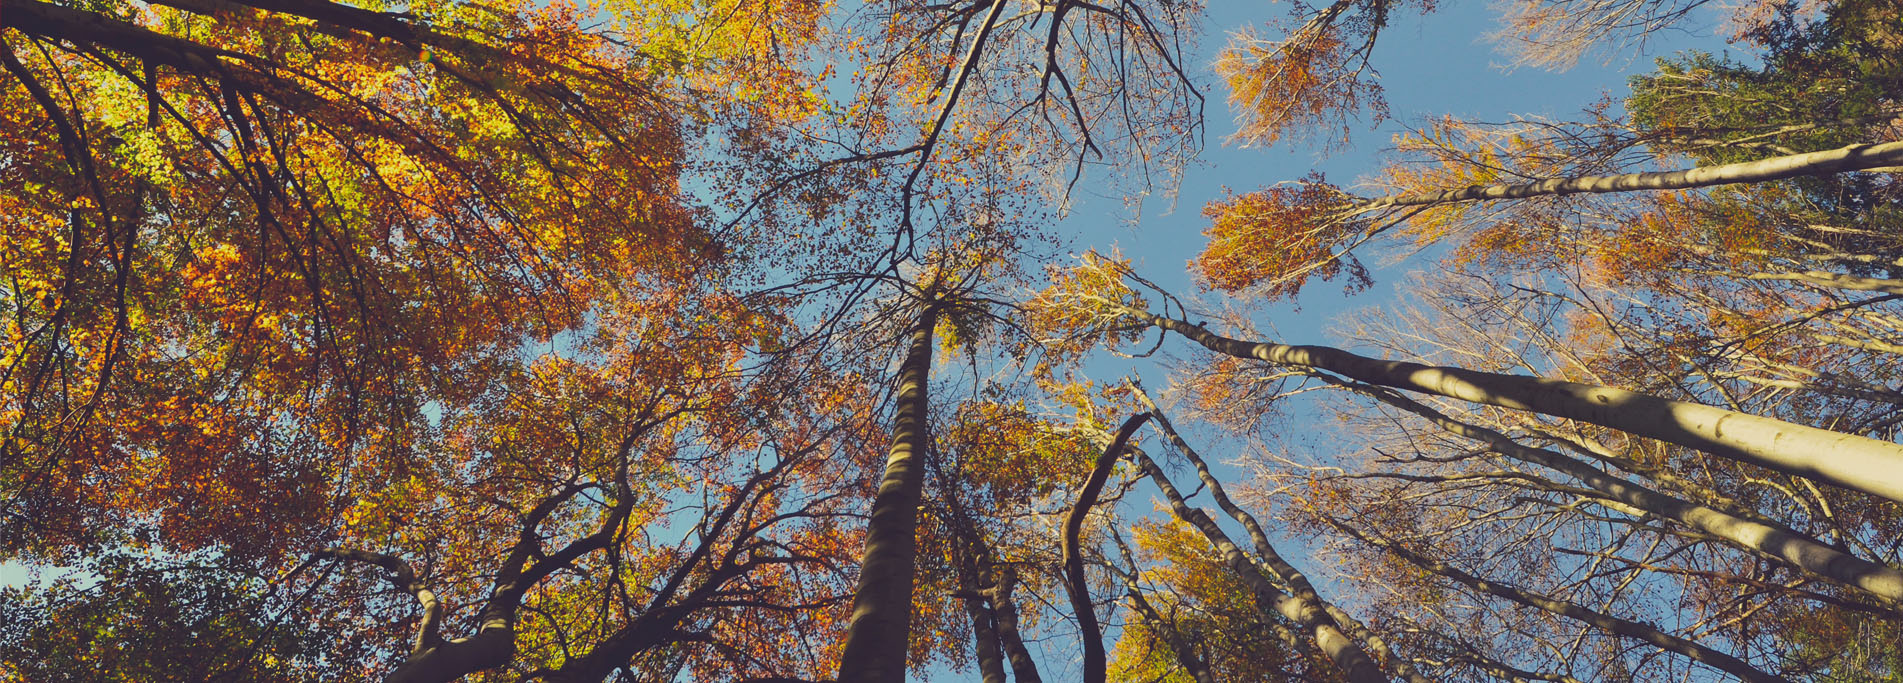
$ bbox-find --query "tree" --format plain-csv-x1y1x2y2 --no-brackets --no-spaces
3,1,865,680
0,554,347,681
0,0,837,557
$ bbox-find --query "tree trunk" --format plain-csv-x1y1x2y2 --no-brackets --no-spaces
956,560,1008,683
986,567,1043,683
1063,414,1149,683
1128,444,1388,683
1364,140,1903,209
1335,377,1903,606
836,304,939,683
1121,307,1903,504
1129,382,1430,683
1122,582,1218,683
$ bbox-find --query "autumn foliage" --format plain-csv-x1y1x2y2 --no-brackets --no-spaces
7,0,1903,681
1193,175,1368,299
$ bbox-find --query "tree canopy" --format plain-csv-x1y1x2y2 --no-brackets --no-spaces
3,0,1900,681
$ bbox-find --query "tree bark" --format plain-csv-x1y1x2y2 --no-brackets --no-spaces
954,552,1008,683
1062,414,1150,683
1363,140,1903,209
1128,381,1431,683
1122,583,1218,683
1332,377,1903,606
1118,306,1903,504
317,548,517,683
1127,444,1388,683
1110,530,1218,683
986,567,1043,683
1742,270,1903,296
837,304,939,683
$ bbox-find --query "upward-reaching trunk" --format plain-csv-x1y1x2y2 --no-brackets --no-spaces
1120,580,1218,683
1128,382,1431,683
1126,442,1388,683
1116,306,1903,505
957,580,1008,683
951,540,1006,683
1110,531,1218,683
836,304,939,683
986,566,1043,683
1062,414,1150,683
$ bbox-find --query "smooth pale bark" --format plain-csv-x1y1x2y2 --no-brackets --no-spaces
1335,523,1787,683
1332,378,1903,605
1817,334,1903,355
1128,444,1389,683
1743,270,1903,296
1118,306,1903,504
1363,140,1903,209
837,305,939,683
958,590,1008,683
1128,382,1430,683
986,567,1044,683
1063,414,1150,683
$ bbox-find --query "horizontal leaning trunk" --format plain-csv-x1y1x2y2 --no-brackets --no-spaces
1361,140,1903,208
1117,306,1903,505
1331,377,1903,606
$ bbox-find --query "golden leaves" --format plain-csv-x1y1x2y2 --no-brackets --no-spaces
1193,175,1368,299
1022,249,1152,369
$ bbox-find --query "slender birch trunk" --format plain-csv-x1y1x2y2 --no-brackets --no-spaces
837,304,938,683
1116,306,1903,504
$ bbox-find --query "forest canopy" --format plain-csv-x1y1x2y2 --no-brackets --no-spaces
2,0,1900,681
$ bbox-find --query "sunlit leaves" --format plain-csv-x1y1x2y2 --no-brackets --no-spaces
1218,26,1377,148
1023,249,1153,368
0,0,741,556
1193,175,1368,299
